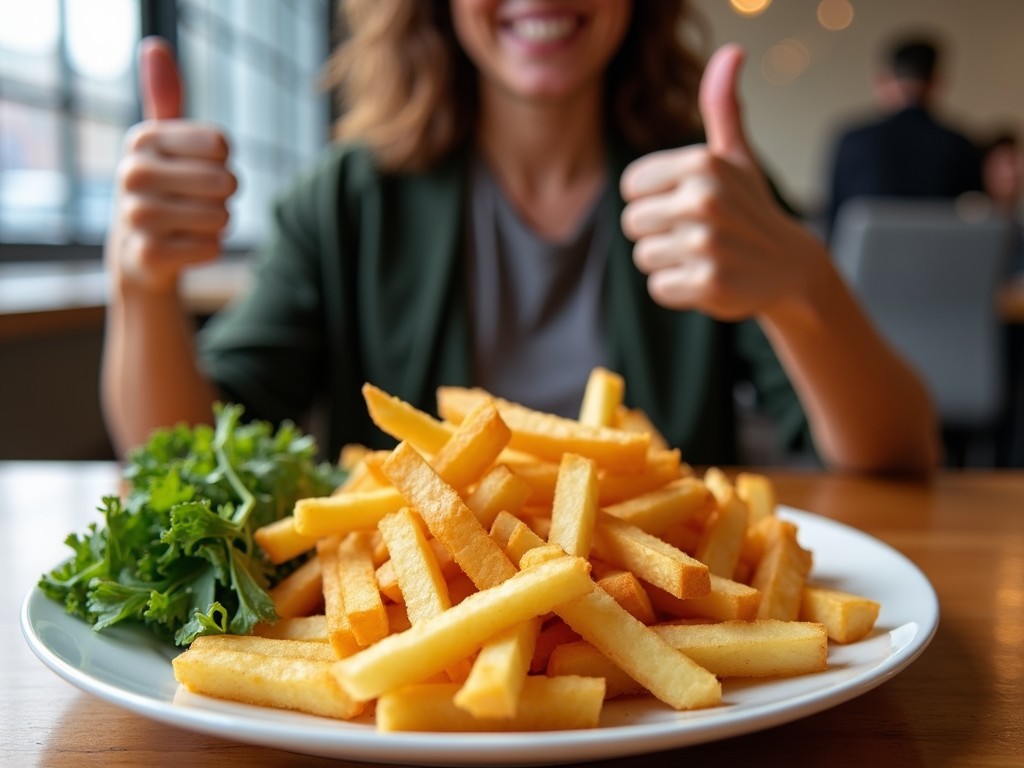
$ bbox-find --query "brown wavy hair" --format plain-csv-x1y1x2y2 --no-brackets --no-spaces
324,0,708,172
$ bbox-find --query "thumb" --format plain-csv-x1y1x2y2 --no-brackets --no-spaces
699,43,754,164
139,36,182,120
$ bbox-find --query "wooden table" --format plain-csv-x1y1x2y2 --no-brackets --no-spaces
2,462,1022,767
0,259,250,342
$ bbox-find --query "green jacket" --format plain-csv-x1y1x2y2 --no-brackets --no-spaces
198,143,807,464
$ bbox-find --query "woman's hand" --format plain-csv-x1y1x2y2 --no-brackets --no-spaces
620,44,826,322
620,44,939,474
106,37,237,294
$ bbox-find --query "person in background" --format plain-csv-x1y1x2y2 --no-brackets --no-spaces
101,0,939,475
981,130,1023,274
824,35,982,239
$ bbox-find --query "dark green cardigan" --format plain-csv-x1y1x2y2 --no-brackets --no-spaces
198,143,807,464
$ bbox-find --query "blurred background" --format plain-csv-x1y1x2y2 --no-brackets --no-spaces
1,0,1021,465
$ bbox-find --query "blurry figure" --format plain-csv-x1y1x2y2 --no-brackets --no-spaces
981,131,1022,213
981,130,1023,274
824,35,982,239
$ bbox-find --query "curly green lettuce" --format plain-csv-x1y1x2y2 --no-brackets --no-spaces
39,404,344,645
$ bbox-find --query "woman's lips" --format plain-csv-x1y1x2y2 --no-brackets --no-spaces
500,13,583,49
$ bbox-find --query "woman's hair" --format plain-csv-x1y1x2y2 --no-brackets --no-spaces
324,0,707,172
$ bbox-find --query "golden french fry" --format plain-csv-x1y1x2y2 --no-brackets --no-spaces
254,516,320,564
614,405,669,450
269,556,323,619
430,398,511,491
490,510,546,566
339,443,371,472
554,584,722,710
453,617,541,719
317,537,360,658
695,483,749,579
377,507,451,623
800,585,880,643
530,618,580,674
648,574,761,622
489,515,718,709
735,471,776,525
437,387,649,472
376,535,460,604
464,463,532,529
652,620,828,677
386,602,412,634
381,441,517,590
377,675,605,732
294,487,405,538
362,382,454,454
173,635,363,720
578,367,625,427
546,641,646,699
253,614,328,642
337,531,389,646
752,518,813,621
185,633,335,660
332,554,593,702
597,570,657,625
547,453,599,558
602,477,711,535
591,515,710,599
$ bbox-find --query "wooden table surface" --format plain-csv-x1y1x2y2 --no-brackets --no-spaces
2,461,1022,767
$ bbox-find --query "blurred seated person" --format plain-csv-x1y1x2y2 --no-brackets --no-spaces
824,35,982,240
981,130,1023,274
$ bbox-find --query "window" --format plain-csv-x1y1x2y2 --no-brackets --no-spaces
176,0,332,248
0,0,332,260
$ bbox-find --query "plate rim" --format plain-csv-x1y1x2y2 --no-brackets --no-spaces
21,506,940,765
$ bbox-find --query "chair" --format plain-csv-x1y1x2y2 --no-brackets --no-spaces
831,197,1015,465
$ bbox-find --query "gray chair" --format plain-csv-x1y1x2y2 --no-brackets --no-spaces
831,197,1014,464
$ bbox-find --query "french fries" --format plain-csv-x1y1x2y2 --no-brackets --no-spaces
176,368,882,734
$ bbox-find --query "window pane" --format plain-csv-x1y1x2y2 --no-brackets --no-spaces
75,116,123,242
67,0,139,112
177,0,331,250
0,100,66,242
0,0,61,89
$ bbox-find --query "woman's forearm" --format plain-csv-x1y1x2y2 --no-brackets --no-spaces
759,256,941,475
102,280,219,456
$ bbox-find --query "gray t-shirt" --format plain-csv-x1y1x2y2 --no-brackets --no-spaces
465,157,612,418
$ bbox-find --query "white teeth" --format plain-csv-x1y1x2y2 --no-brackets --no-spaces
511,17,576,42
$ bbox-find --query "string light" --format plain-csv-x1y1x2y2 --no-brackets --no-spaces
730,0,772,18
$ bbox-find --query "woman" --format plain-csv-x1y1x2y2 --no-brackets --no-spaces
102,0,938,473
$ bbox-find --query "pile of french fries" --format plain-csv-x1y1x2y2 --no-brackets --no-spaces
172,368,881,732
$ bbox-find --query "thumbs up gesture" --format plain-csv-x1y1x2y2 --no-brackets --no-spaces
106,37,237,293
620,44,823,321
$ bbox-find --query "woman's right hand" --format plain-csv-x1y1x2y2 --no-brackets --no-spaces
106,37,237,294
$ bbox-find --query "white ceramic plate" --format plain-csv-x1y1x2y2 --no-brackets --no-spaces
22,507,938,766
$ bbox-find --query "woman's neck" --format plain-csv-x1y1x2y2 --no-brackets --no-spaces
476,85,608,240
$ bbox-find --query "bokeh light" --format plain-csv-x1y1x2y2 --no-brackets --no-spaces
817,0,855,31
761,39,811,86
730,0,772,18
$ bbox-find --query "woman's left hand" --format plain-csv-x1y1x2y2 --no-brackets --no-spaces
620,44,826,322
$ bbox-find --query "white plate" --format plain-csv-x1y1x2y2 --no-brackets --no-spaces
22,507,938,766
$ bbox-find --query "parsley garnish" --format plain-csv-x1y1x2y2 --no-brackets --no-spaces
39,404,343,646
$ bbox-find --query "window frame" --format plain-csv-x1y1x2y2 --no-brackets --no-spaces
0,0,334,263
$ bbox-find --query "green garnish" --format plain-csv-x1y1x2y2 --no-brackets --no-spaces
39,404,343,646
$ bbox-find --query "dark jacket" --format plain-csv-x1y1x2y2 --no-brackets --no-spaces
826,105,983,239
198,143,807,464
